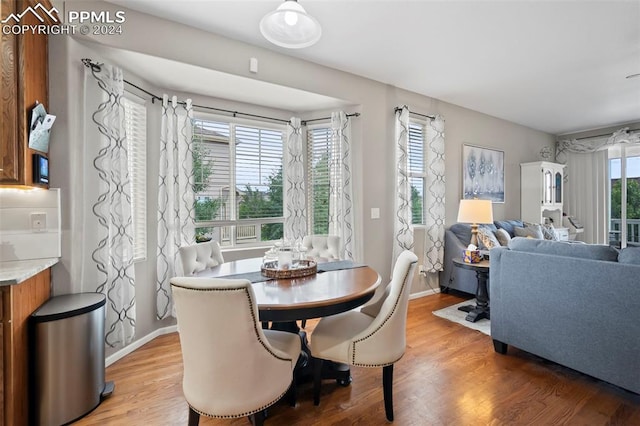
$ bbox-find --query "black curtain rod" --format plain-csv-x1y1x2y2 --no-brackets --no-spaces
394,106,435,120
302,113,360,124
82,58,360,126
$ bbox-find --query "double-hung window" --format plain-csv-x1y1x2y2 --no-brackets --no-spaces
408,119,426,225
192,115,285,247
307,125,332,234
122,94,147,262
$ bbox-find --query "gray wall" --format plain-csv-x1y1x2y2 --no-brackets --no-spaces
48,2,554,353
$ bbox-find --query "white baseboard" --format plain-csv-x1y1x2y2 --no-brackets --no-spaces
409,287,440,300
106,325,178,367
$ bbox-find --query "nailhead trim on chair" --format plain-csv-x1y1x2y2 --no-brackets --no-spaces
350,261,417,367
171,282,296,418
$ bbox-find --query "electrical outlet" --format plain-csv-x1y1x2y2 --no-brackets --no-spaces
31,212,46,233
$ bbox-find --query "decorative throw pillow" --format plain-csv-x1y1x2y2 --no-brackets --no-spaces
477,226,501,249
541,223,559,241
514,224,544,239
494,228,511,246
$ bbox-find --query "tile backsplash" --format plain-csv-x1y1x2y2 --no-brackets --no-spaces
0,188,61,261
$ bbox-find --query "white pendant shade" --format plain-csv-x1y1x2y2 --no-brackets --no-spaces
260,0,322,49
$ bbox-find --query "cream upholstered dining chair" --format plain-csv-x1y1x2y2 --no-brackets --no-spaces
301,235,342,261
309,250,418,422
179,240,224,276
299,234,342,329
170,277,301,426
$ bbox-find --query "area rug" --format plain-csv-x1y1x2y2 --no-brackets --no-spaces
432,300,491,336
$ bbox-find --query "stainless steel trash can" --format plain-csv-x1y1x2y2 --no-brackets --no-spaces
31,293,113,426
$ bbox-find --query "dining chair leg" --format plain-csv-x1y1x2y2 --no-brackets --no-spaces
383,364,394,422
313,358,323,406
250,409,266,426
188,407,200,426
287,374,297,407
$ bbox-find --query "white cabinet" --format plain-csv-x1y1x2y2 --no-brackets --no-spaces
521,161,565,227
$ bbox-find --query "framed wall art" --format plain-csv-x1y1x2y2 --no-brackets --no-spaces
462,144,505,203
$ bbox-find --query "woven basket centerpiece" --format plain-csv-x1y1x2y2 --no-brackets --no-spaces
261,259,317,279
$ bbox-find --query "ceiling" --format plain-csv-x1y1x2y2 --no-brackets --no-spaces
103,0,640,135
81,40,352,113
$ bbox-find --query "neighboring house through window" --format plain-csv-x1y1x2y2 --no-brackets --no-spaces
193,115,285,247
123,93,147,262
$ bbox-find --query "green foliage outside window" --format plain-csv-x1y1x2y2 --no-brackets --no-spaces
610,179,640,219
238,167,284,241
310,153,330,234
411,185,423,224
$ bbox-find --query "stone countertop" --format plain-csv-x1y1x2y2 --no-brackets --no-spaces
0,258,59,286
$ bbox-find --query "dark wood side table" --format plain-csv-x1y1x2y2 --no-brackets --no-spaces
452,258,490,323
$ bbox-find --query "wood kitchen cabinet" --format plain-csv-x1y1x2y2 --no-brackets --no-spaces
1,268,51,426
0,0,55,187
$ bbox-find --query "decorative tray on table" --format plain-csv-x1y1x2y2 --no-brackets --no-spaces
261,259,317,279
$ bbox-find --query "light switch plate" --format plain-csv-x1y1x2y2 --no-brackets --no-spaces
31,212,46,232
371,207,380,219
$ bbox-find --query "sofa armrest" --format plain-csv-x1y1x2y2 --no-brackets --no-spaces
440,230,479,295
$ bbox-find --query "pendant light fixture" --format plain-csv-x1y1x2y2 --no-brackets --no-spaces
260,0,322,49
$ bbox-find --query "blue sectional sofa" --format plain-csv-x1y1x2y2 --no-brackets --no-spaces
490,238,640,394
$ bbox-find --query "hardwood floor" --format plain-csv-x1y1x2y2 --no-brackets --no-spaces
75,293,640,425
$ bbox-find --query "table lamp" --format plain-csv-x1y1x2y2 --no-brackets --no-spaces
457,199,494,247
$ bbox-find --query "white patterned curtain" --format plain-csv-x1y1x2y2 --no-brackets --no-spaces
392,106,413,265
329,112,357,260
423,115,446,272
79,62,136,348
284,117,307,241
556,127,640,163
156,95,195,320
564,151,609,244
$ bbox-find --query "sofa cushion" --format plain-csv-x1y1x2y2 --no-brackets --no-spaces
541,223,559,241
494,228,511,246
477,226,501,249
618,247,640,265
450,223,472,246
514,224,544,239
494,220,524,237
508,237,619,262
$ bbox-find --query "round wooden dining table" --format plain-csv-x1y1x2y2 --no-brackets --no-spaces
195,257,382,322
194,257,382,385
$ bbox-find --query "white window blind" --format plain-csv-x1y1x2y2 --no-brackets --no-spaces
192,115,285,247
408,121,426,225
123,95,147,262
235,125,284,219
307,126,331,234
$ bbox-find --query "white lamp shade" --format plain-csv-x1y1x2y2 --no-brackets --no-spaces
260,1,322,49
457,199,494,224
